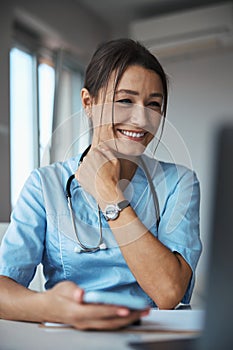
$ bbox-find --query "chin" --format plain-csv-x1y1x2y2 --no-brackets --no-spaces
112,139,148,157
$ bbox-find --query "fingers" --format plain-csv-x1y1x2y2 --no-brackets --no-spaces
86,143,116,161
73,314,139,331
73,303,130,321
73,288,84,303
71,305,147,330
77,145,120,184
76,145,115,174
44,281,150,330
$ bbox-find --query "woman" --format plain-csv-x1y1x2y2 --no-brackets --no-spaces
0,39,202,330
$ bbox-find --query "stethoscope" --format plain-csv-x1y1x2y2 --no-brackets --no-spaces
65,145,160,253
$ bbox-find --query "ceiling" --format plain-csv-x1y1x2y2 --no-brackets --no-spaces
76,0,228,35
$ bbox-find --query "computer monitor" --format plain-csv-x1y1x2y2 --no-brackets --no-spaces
198,124,233,350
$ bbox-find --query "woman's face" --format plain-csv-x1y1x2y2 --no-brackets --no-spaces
82,65,164,156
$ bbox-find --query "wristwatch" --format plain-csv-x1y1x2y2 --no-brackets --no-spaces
103,200,130,221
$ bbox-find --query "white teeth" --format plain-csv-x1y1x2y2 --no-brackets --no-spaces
120,130,145,138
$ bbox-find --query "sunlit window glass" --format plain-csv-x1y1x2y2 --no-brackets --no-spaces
10,48,35,207
38,62,55,164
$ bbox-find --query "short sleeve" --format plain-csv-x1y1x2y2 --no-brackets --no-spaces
158,167,202,304
0,169,46,287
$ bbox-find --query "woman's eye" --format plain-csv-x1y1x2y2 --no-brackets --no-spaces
148,101,161,108
116,99,132,104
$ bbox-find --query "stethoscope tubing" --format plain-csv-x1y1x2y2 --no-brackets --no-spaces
65,145,160,253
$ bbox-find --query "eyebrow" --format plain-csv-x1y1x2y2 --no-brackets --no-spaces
115,89,163,98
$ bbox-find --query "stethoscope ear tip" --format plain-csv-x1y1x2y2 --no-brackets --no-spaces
74,246,82,253
99,242,107,250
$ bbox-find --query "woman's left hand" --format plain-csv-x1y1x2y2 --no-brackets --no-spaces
75,145,124,209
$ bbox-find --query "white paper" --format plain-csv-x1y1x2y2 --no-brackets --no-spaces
130,309,205,332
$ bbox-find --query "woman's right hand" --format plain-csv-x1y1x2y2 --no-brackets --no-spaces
39,281,147,330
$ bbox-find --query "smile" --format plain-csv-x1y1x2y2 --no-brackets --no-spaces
119,129,146,138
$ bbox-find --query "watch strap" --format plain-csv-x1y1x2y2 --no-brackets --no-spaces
117,200,130,211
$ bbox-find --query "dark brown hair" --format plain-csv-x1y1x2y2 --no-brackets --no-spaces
84,38,168,117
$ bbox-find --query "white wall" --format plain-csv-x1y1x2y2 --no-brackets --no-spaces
157,48,233,302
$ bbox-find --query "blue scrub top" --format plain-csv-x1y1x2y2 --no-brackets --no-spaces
0,153,202,307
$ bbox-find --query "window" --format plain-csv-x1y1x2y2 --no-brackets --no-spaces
10,43,83,208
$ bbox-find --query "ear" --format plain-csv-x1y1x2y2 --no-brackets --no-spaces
81,88,93,116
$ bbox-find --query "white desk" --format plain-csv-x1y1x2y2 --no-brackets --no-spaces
0,310,203,350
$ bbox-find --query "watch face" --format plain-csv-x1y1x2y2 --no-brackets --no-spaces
105,204,119,220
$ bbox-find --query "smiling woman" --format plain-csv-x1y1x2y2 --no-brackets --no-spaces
82,65,163,156
0,39,202,331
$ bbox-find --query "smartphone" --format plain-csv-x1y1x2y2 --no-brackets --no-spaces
83,291,150,310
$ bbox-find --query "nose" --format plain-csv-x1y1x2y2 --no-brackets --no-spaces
130,104,148,128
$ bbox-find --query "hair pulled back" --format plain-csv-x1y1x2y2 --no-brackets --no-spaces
83,38,168,117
